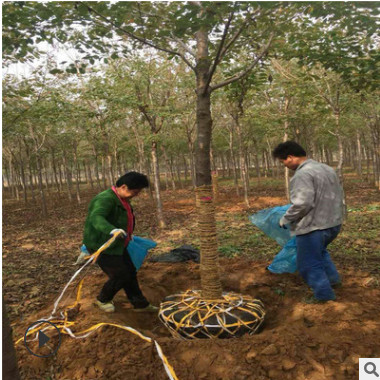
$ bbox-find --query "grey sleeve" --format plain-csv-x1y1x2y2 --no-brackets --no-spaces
283,173,315,223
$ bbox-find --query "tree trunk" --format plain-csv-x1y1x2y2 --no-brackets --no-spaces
266,136,274,177
7,157,16,199
27,158,36,203
164,167,169,190
195,28,222,299
58,162,64,191
106,154,114,187
175,158,183,189
17,142,28,204
253,141,261,180
101,156,107,189
226,151,232,178
44,158,49,192
161,145,176,190
62,153,73,202
36,153,48,217
151,141,166,228
92,146,102,191
356,131,363,178
145,155,155,202
229,130,239,196
51,148,61,194
3,166,10,196
220,152,226,178
73,143,81,204
335,118,344,184
83,160,89,185
183,155,189,184
237,129,250,207
262,150,267,178
85,160,94,190
371,126,380,189
283,125,290,202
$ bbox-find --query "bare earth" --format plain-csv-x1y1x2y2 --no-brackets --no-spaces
3,178,380,380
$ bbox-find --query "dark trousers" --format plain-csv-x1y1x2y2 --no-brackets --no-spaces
97,251,149,308
296,225,341,301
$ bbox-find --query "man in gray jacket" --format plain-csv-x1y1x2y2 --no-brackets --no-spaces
273,141,343,302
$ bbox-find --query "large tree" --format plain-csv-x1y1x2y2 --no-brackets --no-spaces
3,1,378,299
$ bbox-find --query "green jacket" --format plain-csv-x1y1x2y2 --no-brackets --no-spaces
82,189,134,256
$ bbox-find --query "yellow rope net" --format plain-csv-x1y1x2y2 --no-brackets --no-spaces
158,290,265,340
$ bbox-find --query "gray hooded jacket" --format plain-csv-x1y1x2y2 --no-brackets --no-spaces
281,159,343,236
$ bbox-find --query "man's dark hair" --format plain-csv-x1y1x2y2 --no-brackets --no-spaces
116,171,149,189
272,141,307,159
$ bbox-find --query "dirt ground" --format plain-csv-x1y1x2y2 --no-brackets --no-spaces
3,177,380,380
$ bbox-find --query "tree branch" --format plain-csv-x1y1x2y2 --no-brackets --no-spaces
81,2,195,71
218,18,249,64
210,32,275,92
203,10,235,94
216,8,263,65
169,34,197,72
311,76,335,109
328,130,337,137
170,33,196,58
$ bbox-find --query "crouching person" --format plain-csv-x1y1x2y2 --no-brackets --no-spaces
82,171,158,313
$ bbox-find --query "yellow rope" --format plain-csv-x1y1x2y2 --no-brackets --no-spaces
16,250,179,380
195,185,222,299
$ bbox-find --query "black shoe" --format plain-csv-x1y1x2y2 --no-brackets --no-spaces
331,282,342,289
303,296,335,304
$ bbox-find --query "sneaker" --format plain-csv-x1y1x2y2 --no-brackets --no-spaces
133,304,159,313
95,300,115,313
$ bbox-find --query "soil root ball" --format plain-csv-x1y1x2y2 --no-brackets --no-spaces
158,290,265,339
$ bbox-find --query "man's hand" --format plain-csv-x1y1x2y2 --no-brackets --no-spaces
279,217,288,229
110,229,127,238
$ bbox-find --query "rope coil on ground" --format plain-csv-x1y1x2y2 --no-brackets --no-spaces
159,290,265,340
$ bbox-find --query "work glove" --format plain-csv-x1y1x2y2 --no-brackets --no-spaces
75,245,90,265
110,229,127,238
279,217,288,229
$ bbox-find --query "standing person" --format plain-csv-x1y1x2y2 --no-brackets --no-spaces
82,171,158,313
272,141,343,302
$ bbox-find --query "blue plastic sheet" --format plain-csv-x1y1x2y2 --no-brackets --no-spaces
127,236,157,270
249,204,297,274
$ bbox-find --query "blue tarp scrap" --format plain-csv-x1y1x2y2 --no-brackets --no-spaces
249,204,297,274
127,236,157,270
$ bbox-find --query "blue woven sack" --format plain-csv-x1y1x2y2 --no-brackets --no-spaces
249,204,297,274
127,236,157,270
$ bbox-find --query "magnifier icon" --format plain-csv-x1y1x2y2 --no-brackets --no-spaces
365,362,380,377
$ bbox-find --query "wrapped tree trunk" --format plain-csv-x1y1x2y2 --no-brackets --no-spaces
195,28,222,300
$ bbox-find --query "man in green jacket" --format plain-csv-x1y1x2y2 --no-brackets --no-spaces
83,171,157,313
